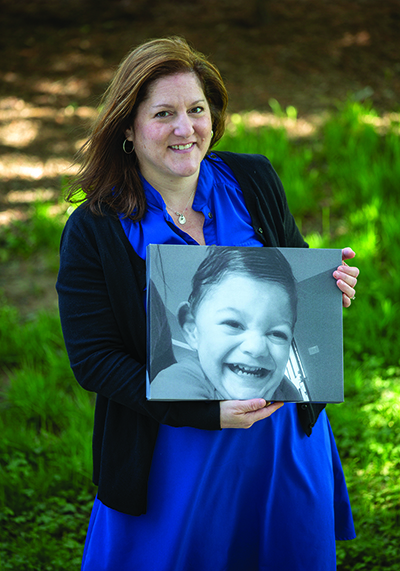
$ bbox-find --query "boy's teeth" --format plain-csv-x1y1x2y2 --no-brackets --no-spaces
171,143,193,150
228,364,268,377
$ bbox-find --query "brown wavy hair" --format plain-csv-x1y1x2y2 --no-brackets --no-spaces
67,36,229,219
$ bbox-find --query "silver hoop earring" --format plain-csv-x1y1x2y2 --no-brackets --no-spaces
123,139,134,154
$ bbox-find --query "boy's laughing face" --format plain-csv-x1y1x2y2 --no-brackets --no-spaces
185,274,294,399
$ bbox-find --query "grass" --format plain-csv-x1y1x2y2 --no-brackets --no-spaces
1,99,400,569
0,304,96,570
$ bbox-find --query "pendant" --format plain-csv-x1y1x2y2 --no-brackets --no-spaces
178,214,186,224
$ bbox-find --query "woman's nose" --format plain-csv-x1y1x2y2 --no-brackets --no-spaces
241,332,269,359
174,113,194,138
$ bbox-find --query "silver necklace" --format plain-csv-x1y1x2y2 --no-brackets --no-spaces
165,188,196,225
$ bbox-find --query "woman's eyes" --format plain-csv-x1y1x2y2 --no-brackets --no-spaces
190,106,204,114
154,106,204,118
155,110,171,118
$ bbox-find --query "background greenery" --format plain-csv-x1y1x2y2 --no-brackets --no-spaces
1,100,399,570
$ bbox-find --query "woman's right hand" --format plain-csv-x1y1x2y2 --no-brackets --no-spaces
220,399,284,429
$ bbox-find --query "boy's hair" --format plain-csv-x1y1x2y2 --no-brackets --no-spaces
188,247,298,324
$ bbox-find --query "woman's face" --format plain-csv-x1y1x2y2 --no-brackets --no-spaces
125,72,212,189
185,274,294,400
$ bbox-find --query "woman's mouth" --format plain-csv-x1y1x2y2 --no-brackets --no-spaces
169,143,195,150
226,363,270,379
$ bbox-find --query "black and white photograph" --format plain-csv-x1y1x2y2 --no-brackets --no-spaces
147,244,343,403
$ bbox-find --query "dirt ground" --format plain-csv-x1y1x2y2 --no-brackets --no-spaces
0,0,399,314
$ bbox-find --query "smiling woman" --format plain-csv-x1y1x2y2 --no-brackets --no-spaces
57,36,358,571
124,73,212,184
66,36,227,224
123,72,213,240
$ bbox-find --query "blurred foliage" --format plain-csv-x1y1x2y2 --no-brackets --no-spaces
0,203,66,263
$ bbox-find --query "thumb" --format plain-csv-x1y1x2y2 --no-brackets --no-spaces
238,399,268,413
342,247,356,261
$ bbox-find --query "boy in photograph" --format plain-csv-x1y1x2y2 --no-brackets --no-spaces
150,247,302,401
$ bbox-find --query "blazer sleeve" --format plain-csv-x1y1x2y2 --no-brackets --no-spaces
56,206,221,431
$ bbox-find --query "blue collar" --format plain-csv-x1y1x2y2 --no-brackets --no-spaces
140,158,216,214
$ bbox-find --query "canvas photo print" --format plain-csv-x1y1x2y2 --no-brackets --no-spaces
146,244,344,403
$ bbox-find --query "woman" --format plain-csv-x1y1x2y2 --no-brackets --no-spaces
57,36,359,571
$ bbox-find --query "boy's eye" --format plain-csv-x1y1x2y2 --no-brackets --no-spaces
221,320,245,331
268,331,290,344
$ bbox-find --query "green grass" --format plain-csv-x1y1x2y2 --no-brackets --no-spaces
1,99,400,569
0,305,96,570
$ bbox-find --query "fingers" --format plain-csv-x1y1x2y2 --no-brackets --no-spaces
333,248,360,307
342,292,352,309
333,266,358,291
334,271,357,306
220,399,284,429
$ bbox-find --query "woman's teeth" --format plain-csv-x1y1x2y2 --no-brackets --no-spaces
170,143,193,150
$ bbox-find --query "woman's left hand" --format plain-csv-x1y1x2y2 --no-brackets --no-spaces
333,247,360,308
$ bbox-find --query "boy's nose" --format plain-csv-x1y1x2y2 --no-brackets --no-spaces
241,332,269,359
